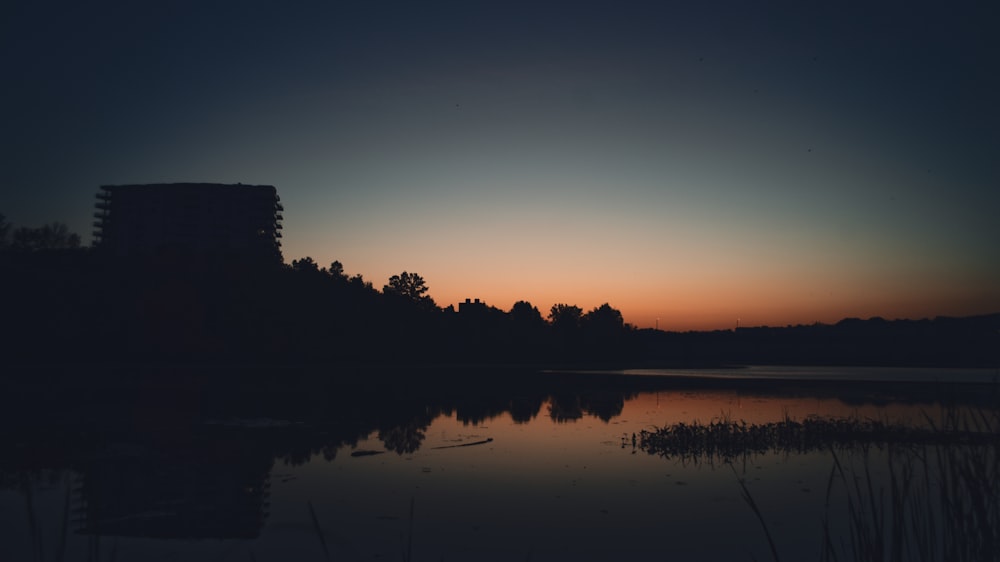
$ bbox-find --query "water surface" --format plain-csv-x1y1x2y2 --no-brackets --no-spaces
1,366,993,561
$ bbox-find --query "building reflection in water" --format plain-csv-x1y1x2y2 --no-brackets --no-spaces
73,443,272,539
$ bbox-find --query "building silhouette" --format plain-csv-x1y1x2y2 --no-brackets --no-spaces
459,298,488,314
93,183,283,263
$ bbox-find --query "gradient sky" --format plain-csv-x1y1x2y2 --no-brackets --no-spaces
3,0,998,329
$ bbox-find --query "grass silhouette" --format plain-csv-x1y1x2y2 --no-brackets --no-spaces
641,408,1000,561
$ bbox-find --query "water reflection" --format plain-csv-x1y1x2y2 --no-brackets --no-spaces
548,390,629,423
1,367,995,561
76,437,273,539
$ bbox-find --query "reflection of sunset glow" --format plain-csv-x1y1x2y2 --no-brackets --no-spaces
303,387,953,561
617,391,939,428
358,390,946,459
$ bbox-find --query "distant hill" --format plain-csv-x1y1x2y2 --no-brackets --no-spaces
635,313,1000,368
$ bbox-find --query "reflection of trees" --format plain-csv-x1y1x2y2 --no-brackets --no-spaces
281,448,314,466
452,394,546,426
455,397,509,426
509,395,545,423
321,444,339,461
580,393,628,422
378,422,427,455
548,391,632,423
548,394,584,423
278,428,361,467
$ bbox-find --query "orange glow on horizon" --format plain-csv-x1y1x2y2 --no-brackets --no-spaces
287,246,998,330
296,212,1000,332
423,274,1000,331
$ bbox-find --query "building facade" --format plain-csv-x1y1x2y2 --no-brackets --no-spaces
93,183,283,263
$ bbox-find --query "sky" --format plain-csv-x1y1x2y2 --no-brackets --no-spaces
3,0,998,330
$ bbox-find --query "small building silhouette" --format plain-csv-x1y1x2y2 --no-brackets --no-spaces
93,183,283,263
459,298,488,314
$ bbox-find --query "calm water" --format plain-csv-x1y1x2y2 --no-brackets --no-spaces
1,366,995,561
563,365,999,383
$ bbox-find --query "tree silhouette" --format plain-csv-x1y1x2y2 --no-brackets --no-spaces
579,303,628,359
582,303,625,334
4,207,996,367
10,222,80,251
0,214,9,248
509,300,547,359
329,260,346,281
349,273,373,291
290,256,320,273
510,301,544,327
383,271,434,307
548,304,582,331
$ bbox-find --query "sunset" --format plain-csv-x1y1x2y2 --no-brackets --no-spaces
3,1,998,329
3,2,999,560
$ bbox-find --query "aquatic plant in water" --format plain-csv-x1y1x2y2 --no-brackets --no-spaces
641,408,1000,562
819,408,1000,562
639,413,999,465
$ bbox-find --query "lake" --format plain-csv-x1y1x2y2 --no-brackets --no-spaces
1,366,996,561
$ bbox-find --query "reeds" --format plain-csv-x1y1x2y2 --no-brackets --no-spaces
819,407,1000,562
402,497,414,562
642,407,1000,562
305,497,415,562
638,412,1000,465
730,462,782,562
307,501,332,561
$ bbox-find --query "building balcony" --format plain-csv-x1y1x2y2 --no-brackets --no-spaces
96,191,112,201
92,221,104,228
95,201,111,211
275,203,284,212
274,214,283,221
93,211,109,219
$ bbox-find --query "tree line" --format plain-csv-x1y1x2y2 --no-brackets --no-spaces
283,254,636,363
0,216,636,364
0,214,80,252
1,216,996,367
